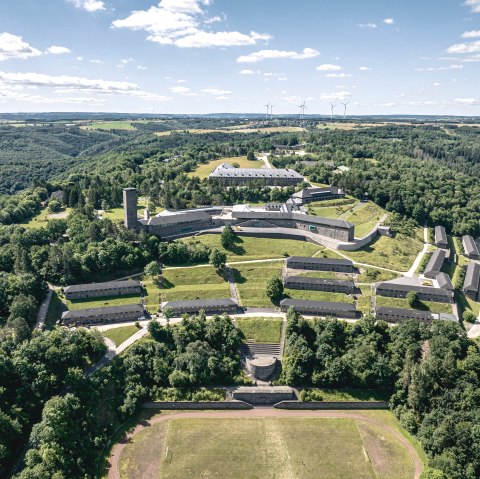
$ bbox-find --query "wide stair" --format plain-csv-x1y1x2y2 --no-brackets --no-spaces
239,341,281,357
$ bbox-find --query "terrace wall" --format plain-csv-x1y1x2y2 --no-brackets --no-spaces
274,401,389,410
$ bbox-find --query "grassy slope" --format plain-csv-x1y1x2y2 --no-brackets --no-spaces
375,296,453,314
19,207,72,229
66,294,141,311
102,325,139,346
44,290,65,329
344,202,387,238
235,317,283,343
284,288,355,304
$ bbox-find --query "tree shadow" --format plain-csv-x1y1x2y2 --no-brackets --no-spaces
224,235,246,255
231,268,247,284
159,278,175,289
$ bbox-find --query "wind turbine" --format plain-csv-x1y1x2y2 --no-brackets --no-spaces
329,103,336,120
298,101,307,119
264,102,270,120
270,103,275,119
341,102,349,119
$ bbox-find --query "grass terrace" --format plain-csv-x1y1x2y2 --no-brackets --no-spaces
188,156,264,179
284,288,355,304
235,317,283,343
356,268,398,283
375,296,453,314
344,202,387,238
102,325,140,347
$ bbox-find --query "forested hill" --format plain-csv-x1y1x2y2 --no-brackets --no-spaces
0,126,125,194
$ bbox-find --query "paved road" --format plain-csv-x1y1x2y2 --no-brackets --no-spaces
35,284,55,330
406,225,429,277
225,264,240,302
107,409,423,479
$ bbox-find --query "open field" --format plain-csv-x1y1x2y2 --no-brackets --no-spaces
344,202,387,238
116,412,417,479
19,207,72,229
342,232,424,272
356,268,398,283
82,120,139,130
308,202,358,219
357,285,373,315
232,262,283,307
145,266,230,311
455,291,480,318
375,296,453,314
285,288,355,304
235,317,283,343
100,197,150,223
102,325,140,346
183,235,325,262
66,294,142,311
187,156,264,179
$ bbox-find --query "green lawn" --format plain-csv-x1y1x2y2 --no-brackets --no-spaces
235,317,283,343
343,232,424,272
188,156,264,179
44,290,65,329
102,325,140,346
300,388,389,402
118,415,416,479
101,197,151,223
284,288,355,304
144,266,230,311
356,268,398,283
357,285,373,315
343,202,387,238
83,120,137,130
232,262,283,307
375,296,453,314
308,202,358,219
455,291,480,318
19,207,72,229
183,235,324,262
66,294,142,311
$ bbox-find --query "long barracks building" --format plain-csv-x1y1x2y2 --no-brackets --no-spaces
283,275,356,294
62,304,144,327
64,279,142,300
285,256,355,273
375,281,454,303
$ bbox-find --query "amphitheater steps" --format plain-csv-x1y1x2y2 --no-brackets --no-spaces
240,342,281,357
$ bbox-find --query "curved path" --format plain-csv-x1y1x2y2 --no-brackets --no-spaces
108,409,422,479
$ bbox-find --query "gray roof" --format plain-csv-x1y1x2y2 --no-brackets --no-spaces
62,303,143,319
462,235,479,257
436,272,454,290
64,279,141,294
163,298,237,309
375,306,433,320
463,262,480,292
291,186,340,200
284,276,354,288
280,298,357,312
435,225,448,245
147,210,212,226
210,164,303,179
424,249,446,276
232,210,354,229
376,281,452,298
286,256,354,267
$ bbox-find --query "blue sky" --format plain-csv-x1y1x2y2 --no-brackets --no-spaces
0,0,480,115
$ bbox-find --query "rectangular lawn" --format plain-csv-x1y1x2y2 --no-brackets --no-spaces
235,317,283,343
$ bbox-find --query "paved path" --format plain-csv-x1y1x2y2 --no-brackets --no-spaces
258,154,273,169
107,409,422,479
35,284,56,330
405,225,429,277
224,264,240,302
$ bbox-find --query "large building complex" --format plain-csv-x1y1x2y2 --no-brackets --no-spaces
280,298,360,318
375,306,457,323
62,304,144,327
208,163,304,186
285,256,355,273
375,281,454,303
64,279,142,300
462,235,480,260
291,186,345,205
162,298,238,315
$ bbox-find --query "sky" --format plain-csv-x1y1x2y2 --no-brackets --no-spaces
0,0,480,115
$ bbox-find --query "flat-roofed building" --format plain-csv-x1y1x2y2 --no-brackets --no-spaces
436,272,454,291
375,306,457,323
285,256,355,273
434,226,448,248
462,235,480,260
375,281,453,303
162,298,238,315
424,249,446,279
283,276,355,294
463,262,480,301
140,210,214,238
291,186,345,205
64,279,142,300
209,163,304,186
280,298,360,318
62,304,144,327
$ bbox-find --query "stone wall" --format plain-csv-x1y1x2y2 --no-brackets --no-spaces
142,400,253,410
274,401,389,410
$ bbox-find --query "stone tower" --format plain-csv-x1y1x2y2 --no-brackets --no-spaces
123,187,138,230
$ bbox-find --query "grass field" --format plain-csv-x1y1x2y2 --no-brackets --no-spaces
19,207,72,229
235,317,283,343
83,120,138,130
308,202,358,219
455,290,480,318
232,262,283,307
100,197,150,223
183,235,325,262
285,288,355,304
144,266,230,311
357,285,373,315
356,268,398,283
118,414,416,479
66,294,141,311
375,296,453,314
102,325,139,346
344,202,387,238
44,291,65,329
343,232,424,272
188,156,264,179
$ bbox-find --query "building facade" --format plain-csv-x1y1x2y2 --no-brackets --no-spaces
375,306,457,323
463,262,480,301
434,225,448,248
285,256,355,273
291,186,345,205
64,279,142,300
162,298,238,315
283,276,355,294
375,282,453,303
462,235,480,260
280,298,360,318
62,304,144,327
423,249,446,279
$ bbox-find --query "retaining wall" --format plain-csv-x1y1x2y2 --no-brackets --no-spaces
274,401,389,410
337,228,379,251
142,400,253,410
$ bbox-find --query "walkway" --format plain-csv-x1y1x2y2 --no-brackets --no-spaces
35,283,55,330
405,225,429,277
225,264,240,303
107,409,423,479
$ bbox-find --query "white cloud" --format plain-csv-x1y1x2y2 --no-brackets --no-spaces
175,31,271,48
46,45,71,55
316,64,342,71
77,56,84,61
464,0,480,13
169,85,196,95
320,90,351,102
137,65,147,70
0,70,171,102
278,76,288,81
89,59,104,64
447,40,480,54
68,0,105,12
433,82,441,86
462,30,480,38
215,95,229,100
451,97,478,106
201,87,232,95
383,18,395,24
237,47,319,63
358,23,377,29
376,102,396,107
0,33,42,61
112,1,270,49
325,73,351,78
415,64,463,71
240,69,255,75
359,66,372,71
117,57,134,67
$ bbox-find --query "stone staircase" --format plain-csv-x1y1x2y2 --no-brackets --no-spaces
239,341,281,357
